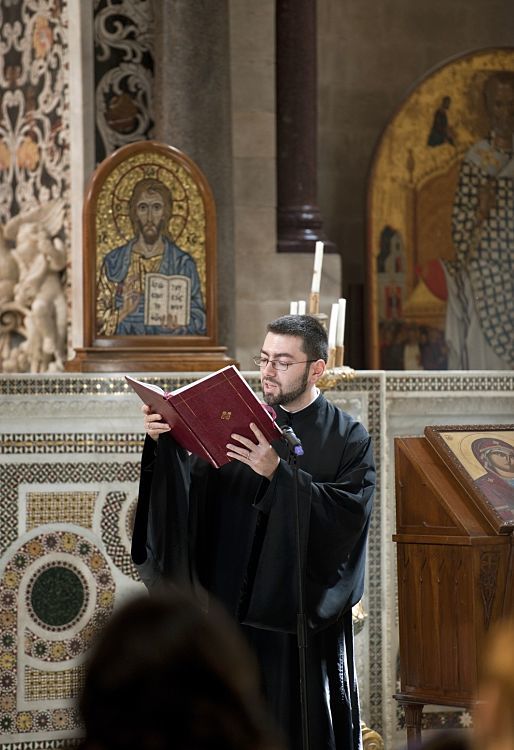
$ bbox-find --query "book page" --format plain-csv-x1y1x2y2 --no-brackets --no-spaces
171,365,235,395
125,376,164,396
144,274,191,327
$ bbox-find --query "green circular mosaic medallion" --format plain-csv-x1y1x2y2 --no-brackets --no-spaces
30,566,85,628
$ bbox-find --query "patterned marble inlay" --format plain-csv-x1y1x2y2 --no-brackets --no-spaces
0,371,386,741
0,433,143,454
386,372,514,393
24,666,86,701
0,375,193,396
0,529,119,737
26,492,97,530
1,462,140,556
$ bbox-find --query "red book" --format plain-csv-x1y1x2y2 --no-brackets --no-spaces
126,365,283,469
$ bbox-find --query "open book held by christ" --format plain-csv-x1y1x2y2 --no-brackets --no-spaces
126,366,283,468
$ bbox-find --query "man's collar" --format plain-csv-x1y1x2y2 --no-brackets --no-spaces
279,387,320,414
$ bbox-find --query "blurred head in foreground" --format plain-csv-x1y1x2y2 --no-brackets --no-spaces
473,617,514,750
79,590,283,750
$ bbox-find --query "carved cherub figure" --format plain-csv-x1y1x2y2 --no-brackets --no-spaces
0,226,20,368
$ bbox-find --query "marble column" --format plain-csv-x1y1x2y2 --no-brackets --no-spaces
152,0,235,354
276,0,334,253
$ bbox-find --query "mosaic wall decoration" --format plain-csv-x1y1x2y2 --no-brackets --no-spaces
368,48,514,372
0,372,383,748
94,0,155,162
0,442,144,747
3,371,512,749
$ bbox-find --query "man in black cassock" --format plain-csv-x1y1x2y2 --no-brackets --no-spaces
131,315,375,750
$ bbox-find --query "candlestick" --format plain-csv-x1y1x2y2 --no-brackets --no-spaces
308,291,319,315
335,345,344,367
297,299,306,315
336,298,346,347
310,241,324,293
328,302,338,350
289,300,298,315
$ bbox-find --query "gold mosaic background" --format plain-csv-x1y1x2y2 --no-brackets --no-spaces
370,47,514,318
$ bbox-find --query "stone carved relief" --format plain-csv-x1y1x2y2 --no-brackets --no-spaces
0,200,66,372
94,0,154,161
0,228,20,365
0,1,71,372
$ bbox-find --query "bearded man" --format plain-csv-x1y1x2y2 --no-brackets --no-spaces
97,178,206,336
132,315,375,750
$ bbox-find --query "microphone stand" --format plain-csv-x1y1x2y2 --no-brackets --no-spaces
287,447,310,750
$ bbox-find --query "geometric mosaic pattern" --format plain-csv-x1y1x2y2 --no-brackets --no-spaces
386,372,514,393
0,529,115,737
0,449,143,748
101,492,140,580
1,461,140,556
334,376,384,734
24,666,86,702
0,433,144,454
26,493,98,531
4,370,510,750
0,375,386,746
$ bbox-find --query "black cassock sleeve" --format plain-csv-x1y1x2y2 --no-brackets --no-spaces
132,414,375,636
242,420,375,633
131,432,201,592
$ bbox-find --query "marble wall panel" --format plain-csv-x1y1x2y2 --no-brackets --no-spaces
3,370,512,749
0,371,380,748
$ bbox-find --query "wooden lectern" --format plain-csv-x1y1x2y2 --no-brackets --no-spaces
394,425,514,748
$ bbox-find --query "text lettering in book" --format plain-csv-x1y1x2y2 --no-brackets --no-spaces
221,411,232,420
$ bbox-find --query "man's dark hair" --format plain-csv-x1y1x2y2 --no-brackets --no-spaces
266,315,328,362
79,591,282,750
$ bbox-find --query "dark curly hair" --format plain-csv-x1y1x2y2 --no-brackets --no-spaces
266,314,328,362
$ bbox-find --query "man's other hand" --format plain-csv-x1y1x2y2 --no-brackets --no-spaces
226,423,280,480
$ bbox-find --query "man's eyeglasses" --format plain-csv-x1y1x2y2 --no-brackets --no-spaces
252,356,316,372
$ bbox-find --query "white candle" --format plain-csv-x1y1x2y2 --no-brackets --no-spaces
311,241,324,293
328,302,338,348
336,298,346,346
297,299,306,314
289,300,298,315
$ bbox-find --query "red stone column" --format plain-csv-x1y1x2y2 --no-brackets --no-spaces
276,0,334,253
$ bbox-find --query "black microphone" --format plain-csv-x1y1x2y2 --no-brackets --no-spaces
281,426,304,456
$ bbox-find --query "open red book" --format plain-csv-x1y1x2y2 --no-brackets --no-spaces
126,365,283,468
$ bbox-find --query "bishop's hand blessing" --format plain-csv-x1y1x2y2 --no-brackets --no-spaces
226,422,280,480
